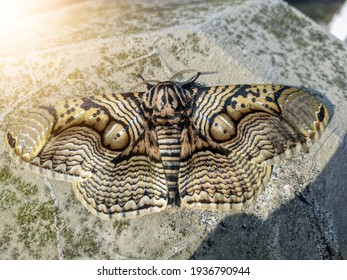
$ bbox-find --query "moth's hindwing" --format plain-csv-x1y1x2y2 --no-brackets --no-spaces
72,131,168,220
179,84,329,209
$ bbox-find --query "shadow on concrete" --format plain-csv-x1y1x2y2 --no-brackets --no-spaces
191,122,346,259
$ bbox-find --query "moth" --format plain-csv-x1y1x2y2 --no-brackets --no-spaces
5,72,329,220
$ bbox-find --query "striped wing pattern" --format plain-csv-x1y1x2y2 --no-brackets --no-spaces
6,81,329,219
6,92,168,219
73,135,168,219
179,85,328,209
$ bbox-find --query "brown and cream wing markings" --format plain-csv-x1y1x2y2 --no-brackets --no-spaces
6,92,170,219
6,92,146,180
5,81,329,220
179,84,329,209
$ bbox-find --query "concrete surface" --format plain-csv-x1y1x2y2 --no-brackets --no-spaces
0,0,346,259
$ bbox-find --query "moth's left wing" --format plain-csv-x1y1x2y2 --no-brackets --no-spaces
72,128,168,220
179,85,329,209
5,92,146,181
6,92,169,219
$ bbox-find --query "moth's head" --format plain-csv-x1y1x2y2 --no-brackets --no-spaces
143,81,187,116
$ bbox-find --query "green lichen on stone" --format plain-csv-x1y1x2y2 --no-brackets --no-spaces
295,71,304,83
14,200,57,258
115,51,129,61
9,84,62,116
134,57,150,72
0,224,15,251
61,226,101,259
280,71,288,79
16,201,55,226
96,49,162,88
31,84,61,103
124,25,142,35
113,219,130,234
252,4,309,41
0,189,19,210
102,55,116,65
15,181,38,197
106,81,122,92
66,68,85,81
331,76,347,92
11,247,20,260
91,82,107,95
64,68,101,96
168,42,182,62
308,30,329,44
116,48,147,63
0,166,12,185
149,54,162,68
178,227,189,237
0,165,58,258
169,44,179,55
0,166,38,197
303,72,312,81
95,62,108,78
293,37,309,48
64,189,82,212
186,33,208,55
331,39,346,52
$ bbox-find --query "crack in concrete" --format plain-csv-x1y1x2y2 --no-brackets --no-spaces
116,50,158,70
300,191,342,259
266,219,281,259
159,232,204,260
46,178,64,260
311,126,338,170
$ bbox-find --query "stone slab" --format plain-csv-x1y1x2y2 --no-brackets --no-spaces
0,0,346,259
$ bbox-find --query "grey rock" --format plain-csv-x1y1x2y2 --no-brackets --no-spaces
0,0,346,259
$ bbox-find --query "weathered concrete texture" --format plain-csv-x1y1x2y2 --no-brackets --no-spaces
0,0,346,259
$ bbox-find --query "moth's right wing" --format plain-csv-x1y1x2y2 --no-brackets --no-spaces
178,84,329,210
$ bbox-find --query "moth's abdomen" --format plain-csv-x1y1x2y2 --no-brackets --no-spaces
156,124,182,205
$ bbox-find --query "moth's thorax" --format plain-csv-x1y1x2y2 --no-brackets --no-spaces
143,82,188,120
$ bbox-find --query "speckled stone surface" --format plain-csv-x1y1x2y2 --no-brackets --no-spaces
0,0,346,259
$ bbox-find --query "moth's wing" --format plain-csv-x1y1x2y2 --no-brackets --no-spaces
6,92,169,219
190,84,329,163
6,92,145,181
72,128,168,220
179,85,329,209
179,127,272,210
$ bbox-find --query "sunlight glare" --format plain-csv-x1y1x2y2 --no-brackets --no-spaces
0,0,26,28
0,0,56,31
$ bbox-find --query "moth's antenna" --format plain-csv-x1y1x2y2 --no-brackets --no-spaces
138,74,145,81
181,72,201,89
169,69,198,81
130,74,160,91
